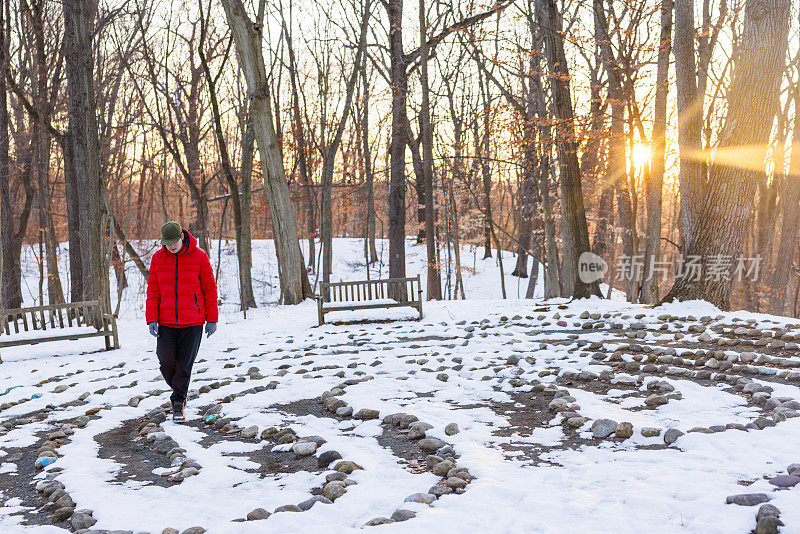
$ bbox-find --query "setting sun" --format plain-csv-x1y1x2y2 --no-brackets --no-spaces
631,143,651,170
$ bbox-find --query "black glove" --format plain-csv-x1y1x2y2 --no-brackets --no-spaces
205,322,217,338
148,322,159,337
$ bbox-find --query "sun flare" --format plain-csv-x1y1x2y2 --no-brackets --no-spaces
631,143,651,170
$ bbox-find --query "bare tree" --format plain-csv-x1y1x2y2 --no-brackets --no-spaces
222,0,311,304
663,0,791,309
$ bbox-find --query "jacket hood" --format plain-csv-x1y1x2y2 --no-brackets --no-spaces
163,229,197,256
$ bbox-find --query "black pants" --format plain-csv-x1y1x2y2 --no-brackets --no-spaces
156,324,203,405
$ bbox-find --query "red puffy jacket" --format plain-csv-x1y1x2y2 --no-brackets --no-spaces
145,230,219,327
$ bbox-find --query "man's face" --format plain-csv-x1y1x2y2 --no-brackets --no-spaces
166,240,183,254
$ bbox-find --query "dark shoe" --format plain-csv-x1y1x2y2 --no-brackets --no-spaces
172,402,185,422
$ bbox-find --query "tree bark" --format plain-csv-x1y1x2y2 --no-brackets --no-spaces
642,0,673,304
536,0,601,299
64,0,108,310
387,0,408,282
222,0,310,304
418,0,441,300
663,0,791,309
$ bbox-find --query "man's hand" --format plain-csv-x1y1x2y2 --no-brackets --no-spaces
148,322,159,337
205,322,217,338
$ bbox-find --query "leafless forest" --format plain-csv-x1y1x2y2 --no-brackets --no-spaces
1,0,799,315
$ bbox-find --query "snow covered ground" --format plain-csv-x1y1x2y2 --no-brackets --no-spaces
2,239,800,533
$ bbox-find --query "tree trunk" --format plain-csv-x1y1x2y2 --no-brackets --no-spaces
767,83,800,314
418,0,441,300
64,0,107,310
222,0,310,304
642,0,673,304
320,0,370,287
62,133,84,303
536,0,601,299
663,0,791,309
0,5,9,308
239,111,257,308
387,0,408,282
362,51,378,263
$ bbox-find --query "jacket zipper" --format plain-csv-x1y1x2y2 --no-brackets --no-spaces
194,294,201,314
174,253,179,324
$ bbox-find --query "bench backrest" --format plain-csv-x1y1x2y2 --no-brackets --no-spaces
0,300,104,335
320,276,421,304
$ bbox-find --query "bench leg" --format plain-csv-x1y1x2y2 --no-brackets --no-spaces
317,300,325,326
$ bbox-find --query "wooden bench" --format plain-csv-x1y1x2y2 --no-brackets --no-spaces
0,300,119,351
316,275,423,325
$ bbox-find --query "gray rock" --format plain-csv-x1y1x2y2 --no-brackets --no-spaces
725,493,769,506
246,508,270,520
433,460,455,477
592,419,618,439
429,485,453,497
273,505,303,513
364,517,394,526
390,509,416,522
333,460,362,474
298,496,332,510
53,506,74,521
335,406,353,417
418,438,447,452
768,474,800,488
318,450,342,469
70,513,97,530
615,422,633,439
446,476,467,489
787,463,800,476
353,408,379,420
407,425,426,440
444,423,460,436
162,528,180,534
644,394,669,407
240,426,258,439
756,514,783,534
292,441,317,456
323,481,347,501
664,428,684,445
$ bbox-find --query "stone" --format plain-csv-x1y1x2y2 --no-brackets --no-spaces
592,419,618,439
615,422,634,439
55,493,75,509
333,460,363,474
128,397,140,407
436,373,449,382
768,475,800,488
318,450,342,468
403,492,436,504
240,426,259,439
335,406,353,417
787,463,800,476
53,506,74,521
407,425,426,440
246,508,270,521
162,529,179,534
70,512,96,530
292,441,317,456
644,394,669,407
726,493,769,506
664,428,684,445
754,417,777,429
433,460,455,477
353,408,380,420
641,427,662,437
429,485,453,497
298,496,332,510
447,476,467,489
567,416,586,428
323,481,347,501
390,509,416,522
364,517,394,526
756,514,783,534
181,527,206,534
418,438,447,452
273,505,303,513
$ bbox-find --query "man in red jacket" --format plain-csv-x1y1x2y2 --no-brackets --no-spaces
146,221,218,422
